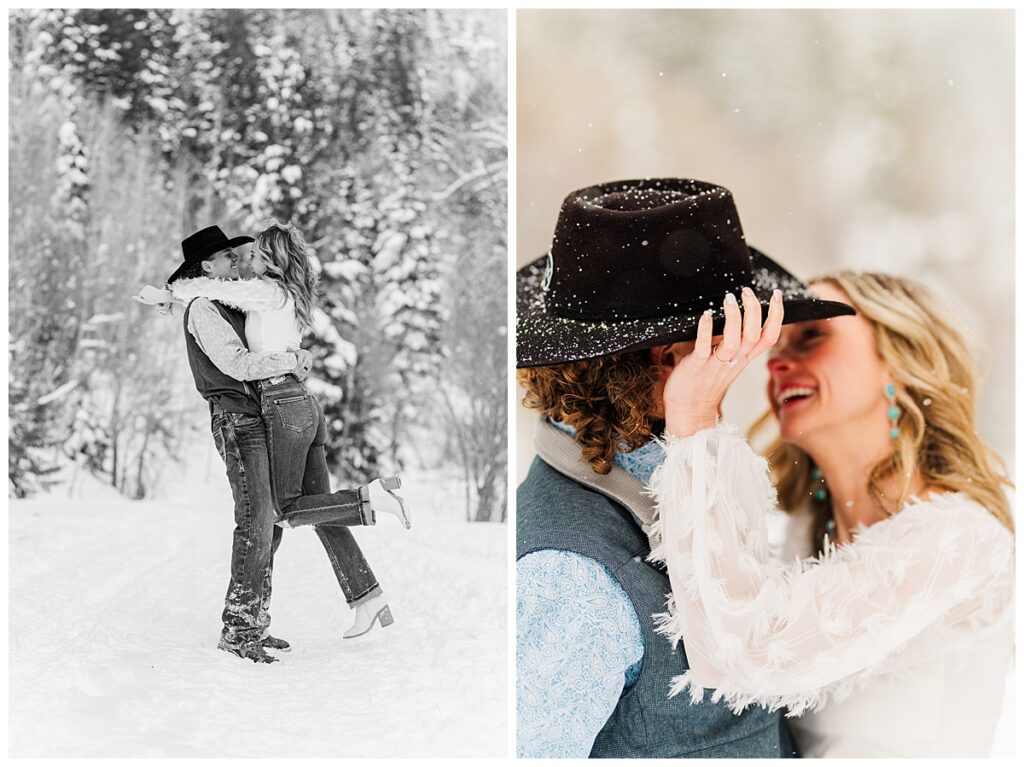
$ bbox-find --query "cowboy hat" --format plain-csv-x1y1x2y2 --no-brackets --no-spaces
166,225,254,285
516,178,855,368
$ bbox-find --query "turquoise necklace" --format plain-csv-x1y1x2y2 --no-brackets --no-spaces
812,388,901,544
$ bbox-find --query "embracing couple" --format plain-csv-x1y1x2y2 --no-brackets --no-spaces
515,179,1014,757
138,222,411,664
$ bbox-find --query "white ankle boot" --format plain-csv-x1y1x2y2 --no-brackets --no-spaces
367,476,411,529
343,592,395,639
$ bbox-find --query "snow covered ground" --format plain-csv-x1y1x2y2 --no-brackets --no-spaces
8,455,507,758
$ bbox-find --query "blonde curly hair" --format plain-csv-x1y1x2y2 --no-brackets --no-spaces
750,271,1013,550
252,219,320,330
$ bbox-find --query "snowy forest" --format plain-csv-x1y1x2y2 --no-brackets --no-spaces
8,8,508,522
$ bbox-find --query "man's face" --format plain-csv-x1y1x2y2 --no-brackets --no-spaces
201,248,239,280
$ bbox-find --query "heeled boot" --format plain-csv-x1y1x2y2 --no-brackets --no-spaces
343,592,395,639
365,476,411,529
274,476,410,529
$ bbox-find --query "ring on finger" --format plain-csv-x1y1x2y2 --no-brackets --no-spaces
712,345,738,367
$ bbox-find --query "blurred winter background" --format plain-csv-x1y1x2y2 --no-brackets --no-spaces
516,9,1013,756
8,8,507,758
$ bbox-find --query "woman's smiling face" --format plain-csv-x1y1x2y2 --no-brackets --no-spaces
766,282,890,448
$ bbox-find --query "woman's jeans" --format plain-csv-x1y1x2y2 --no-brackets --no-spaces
258,376,375,527
210,388,379,649
258,375,379,591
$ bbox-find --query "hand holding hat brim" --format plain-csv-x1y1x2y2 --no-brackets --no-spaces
661,287,785,438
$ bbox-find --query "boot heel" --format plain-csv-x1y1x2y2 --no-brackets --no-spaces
378,605,395,628
366,477,411,530
377,477,410,529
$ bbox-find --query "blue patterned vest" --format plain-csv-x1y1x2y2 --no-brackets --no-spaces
517,423,798,758
182,298,261,416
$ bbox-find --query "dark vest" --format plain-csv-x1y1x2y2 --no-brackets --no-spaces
518,453,798,758
183,298,261,416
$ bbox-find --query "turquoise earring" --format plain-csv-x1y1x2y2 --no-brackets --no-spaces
811,467,828,502
811,466,836,539
885,383,900,440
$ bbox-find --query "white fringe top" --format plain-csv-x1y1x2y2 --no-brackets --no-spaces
171,277,298,354
646,423,1014,728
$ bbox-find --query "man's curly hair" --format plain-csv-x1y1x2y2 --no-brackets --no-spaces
518,351,661,474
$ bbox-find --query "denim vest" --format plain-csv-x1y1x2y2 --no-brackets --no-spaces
517,424,798,758
183,298,261,416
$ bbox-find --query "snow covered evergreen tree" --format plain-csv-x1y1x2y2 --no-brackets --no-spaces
9,8,507,516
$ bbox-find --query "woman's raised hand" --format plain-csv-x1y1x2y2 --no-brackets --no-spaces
132,285,175,316
663,287,784,438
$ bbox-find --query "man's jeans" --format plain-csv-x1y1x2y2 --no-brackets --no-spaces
211,405,379,649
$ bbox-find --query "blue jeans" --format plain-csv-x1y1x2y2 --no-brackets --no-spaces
256,376,379,600
210,409,280,648
259,376,374,528
210,403,379,649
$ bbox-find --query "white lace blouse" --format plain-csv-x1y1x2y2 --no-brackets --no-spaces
647,423,1014,756
170,277,298,353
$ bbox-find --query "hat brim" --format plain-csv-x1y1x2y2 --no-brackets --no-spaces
516,247,856,368
165,235,255,285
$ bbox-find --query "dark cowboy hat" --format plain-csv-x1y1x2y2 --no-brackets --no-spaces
516,178,856,368
166,225,254,285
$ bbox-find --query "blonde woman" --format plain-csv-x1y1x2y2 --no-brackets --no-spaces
168,221,410,638
648,272,1014,757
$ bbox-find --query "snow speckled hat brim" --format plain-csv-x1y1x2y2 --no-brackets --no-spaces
516,246,855,368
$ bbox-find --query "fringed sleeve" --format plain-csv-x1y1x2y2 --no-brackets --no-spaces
171,277,286,313
647,423,1014,716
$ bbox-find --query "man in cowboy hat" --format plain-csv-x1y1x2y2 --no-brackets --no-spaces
164,225,384,664
515,179,854,757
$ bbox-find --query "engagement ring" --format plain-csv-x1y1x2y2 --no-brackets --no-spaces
713,346,738,367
